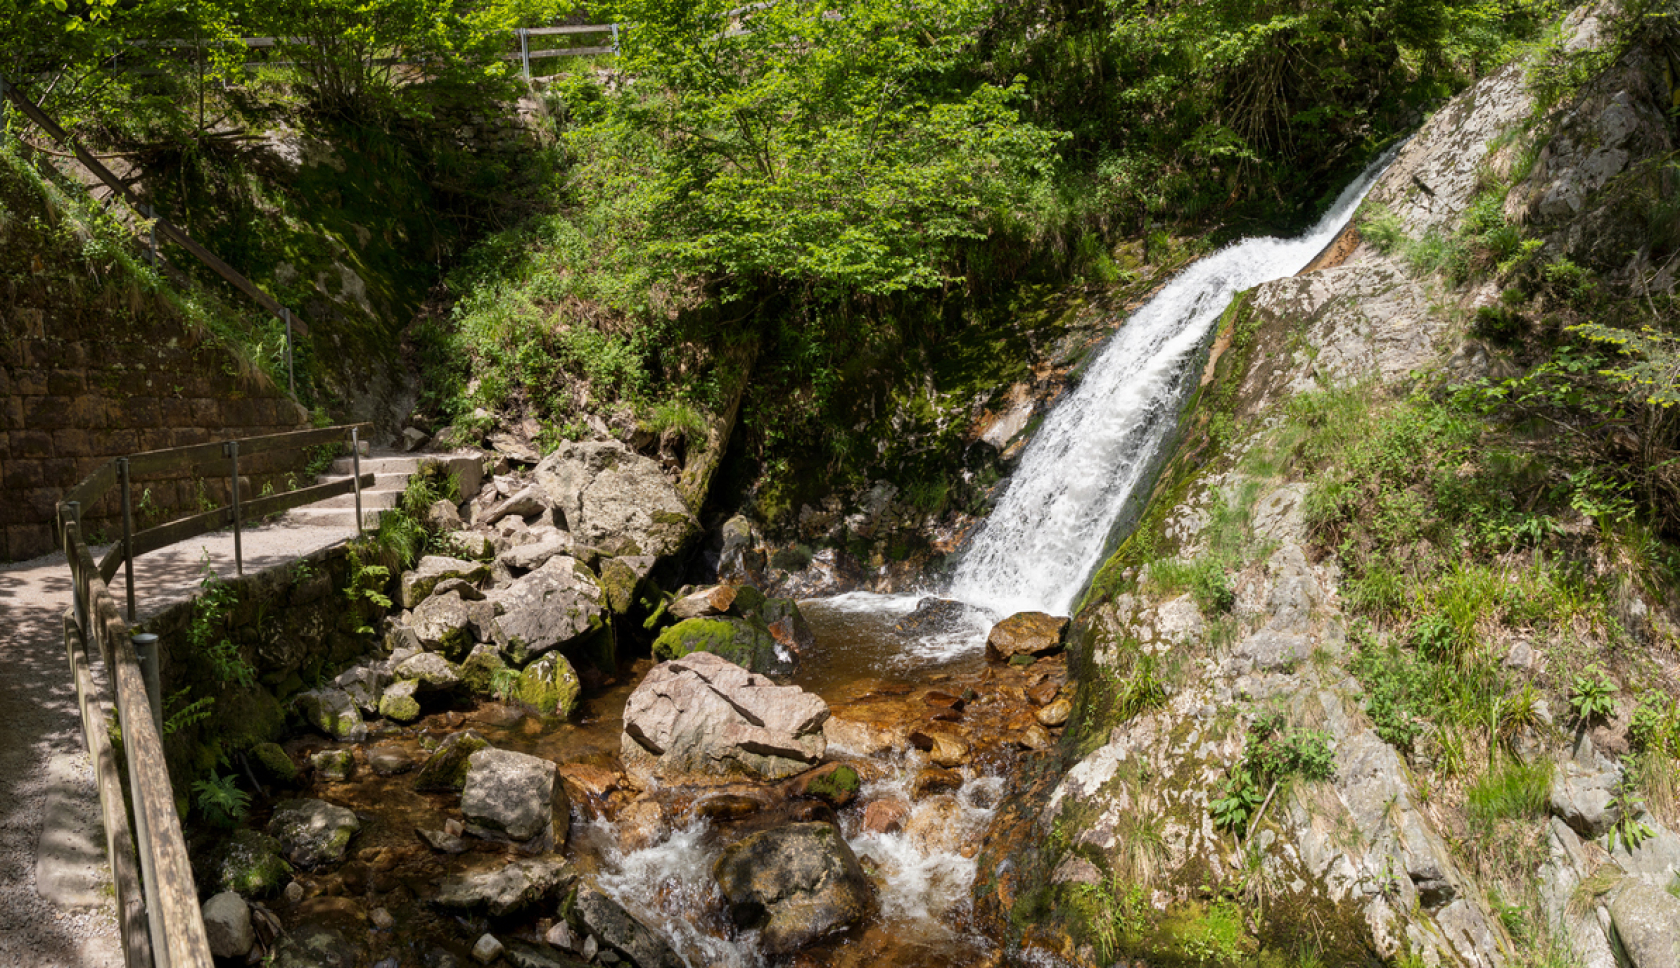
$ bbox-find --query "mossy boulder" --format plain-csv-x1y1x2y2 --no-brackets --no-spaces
210,829,292,897
293,687,367,742
652,617,791,676
249,742,298,784
511,653,581,718
598,555,657,616
413,730,492,792
377,680,421,723
459,644,508,696
266,799,360,869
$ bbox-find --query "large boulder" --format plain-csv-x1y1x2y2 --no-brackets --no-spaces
984,611,1068,663
433,858,574,917
461,749,569,847
394,652,463,692
402,556,491,609
621,652,828,782
293,687,367,742
651,617,790,676
267,799,360,869
712,823,873,955
567,884,685,968
598,556,657,615
410,590,495,660
512,652,581,717
413,730,493,792
491,556,610,666
535,441,699,558
1607,878,1680,968
332,663,391,716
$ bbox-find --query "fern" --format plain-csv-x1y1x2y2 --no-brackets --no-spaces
162,689,214,735
192,772,252,828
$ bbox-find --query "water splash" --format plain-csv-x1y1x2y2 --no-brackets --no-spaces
947,155,1394,618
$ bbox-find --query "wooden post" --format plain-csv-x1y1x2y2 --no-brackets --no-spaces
225,441,242,575
119,457,136,622
519,28,530,81
351,427,364,536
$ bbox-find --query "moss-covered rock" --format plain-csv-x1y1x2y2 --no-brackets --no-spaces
512,653,581,718
459,643,508,696
210,830,292,898
413,730,492,792
377,680,421,723
249,742,298,784
652,617,791,676
598,555,657,616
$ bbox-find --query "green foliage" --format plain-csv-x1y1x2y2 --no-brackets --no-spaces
1571,323,1680,410
1606,790,1655,853
1566,664,1618,724
1466,759,1552,827
1631,693,1680,756
162,689,215,736
1210,713,1334,834
191,772,251,828
189,560,255,689
1114,651,1171,723
343,549,393,636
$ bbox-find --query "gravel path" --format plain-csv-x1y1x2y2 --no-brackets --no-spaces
0,519,357,966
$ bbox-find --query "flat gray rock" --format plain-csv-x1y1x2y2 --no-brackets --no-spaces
433,858,572,917
490,556,607,665
402,556,491,609
461,749,567,845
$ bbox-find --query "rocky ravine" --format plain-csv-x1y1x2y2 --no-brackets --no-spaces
987,7,1680,968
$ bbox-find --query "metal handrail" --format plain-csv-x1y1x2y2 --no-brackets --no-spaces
57,422,371,968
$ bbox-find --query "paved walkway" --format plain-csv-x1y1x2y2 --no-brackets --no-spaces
0,519,356,967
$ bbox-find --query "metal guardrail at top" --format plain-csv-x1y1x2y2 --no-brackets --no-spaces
56,422,372,968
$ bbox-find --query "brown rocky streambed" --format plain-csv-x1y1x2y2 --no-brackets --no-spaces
189,590,1074,968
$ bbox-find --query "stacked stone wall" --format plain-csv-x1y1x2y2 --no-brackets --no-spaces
0,308,310,561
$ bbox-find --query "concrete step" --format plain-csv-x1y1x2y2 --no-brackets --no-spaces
282,506,388,530
312,488,403,510
329,456,421,476
320,472,413,490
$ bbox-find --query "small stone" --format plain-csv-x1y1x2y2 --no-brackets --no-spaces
546,921,575,950
863,798,909,834
472,933,504,964
985,611,1069,663
284,881,305,904
371,907,396,930
580,936,598,961
1026,681,1060,706
416,827,468,854
379,679,422,723
1036,698,1073,727
368,747,413,776
908,730,969,768
1015,722,1053,750
202,892,254,958
311,750,354,782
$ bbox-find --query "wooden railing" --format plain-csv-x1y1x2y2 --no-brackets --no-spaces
57,423,372,968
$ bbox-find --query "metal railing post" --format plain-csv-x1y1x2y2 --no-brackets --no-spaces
282,308,295,397
611,23,620,53
351,427,363,537
225,441,243,575
518,27,531,81
119,458,136,622
65,502,84,630
131,633,162,738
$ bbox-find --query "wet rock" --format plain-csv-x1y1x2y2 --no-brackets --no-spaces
910,766,963,800
1036,698,1072,728
621,652,828,782
402,556,491,609
491,556,610,665
713,822,874,955
472,934,504,965
862,799,909,834
268,799,361,869
411,591,495,661
908,730,969,768
250,742,298,784
395,652,463,692
784,763,861,807
615,798,667,853
670,585,737,619
1025,681,1059,706
697,794,763,821
569,883,686,968
984,612,1068,663
434,858,574,917
459,643,509,695
203,892,254,958
311,749,354,782
413,730,492,792
483,484,549,526
512,652,581,718
1607,878,1680,968
461,748,569,846
598,555,656,615
270,922,363,968
892,598,974,638
333,664,391,716
535,440,700,557
824,717,895,757
367,747,413,776
378,679,422,723
294,688,368,742
416,827,468,854
651,616,791,676
211,830,291,897
903,795,966,853
747,594,816,660
1014,722,1053,750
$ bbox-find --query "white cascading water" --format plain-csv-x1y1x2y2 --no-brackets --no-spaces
947,154,1395,618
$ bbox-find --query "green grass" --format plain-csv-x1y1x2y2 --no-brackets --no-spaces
1467,760,1553,828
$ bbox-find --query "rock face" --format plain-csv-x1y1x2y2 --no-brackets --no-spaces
569,884,685,968
984,611,1068,663
402,556,491,608
267,799,360,869
433,858,573,917
621,652,829,782
1549,746,1621,838
712,823,873,955
294,687,367,742
535,440,700,557
460,748,569,846
491,556,610,665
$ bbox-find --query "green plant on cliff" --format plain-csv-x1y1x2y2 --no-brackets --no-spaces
343,548,393,637
191,771,251,829
189,560,255,690
1210,713,1334,835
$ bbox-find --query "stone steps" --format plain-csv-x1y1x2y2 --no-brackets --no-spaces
278,452,483,531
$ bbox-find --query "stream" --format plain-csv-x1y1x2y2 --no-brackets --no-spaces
268,155,1392,968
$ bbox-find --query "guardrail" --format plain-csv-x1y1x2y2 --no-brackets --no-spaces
0,76,311,397
57,422,372,968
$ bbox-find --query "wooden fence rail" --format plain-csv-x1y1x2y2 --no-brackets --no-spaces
56,422,371,968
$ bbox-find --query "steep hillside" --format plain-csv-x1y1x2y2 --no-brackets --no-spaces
982,6,1680,966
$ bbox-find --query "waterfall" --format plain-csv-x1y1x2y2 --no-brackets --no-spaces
945,154,1394,618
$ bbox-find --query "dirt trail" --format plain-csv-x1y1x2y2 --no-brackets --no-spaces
0,520,355,966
